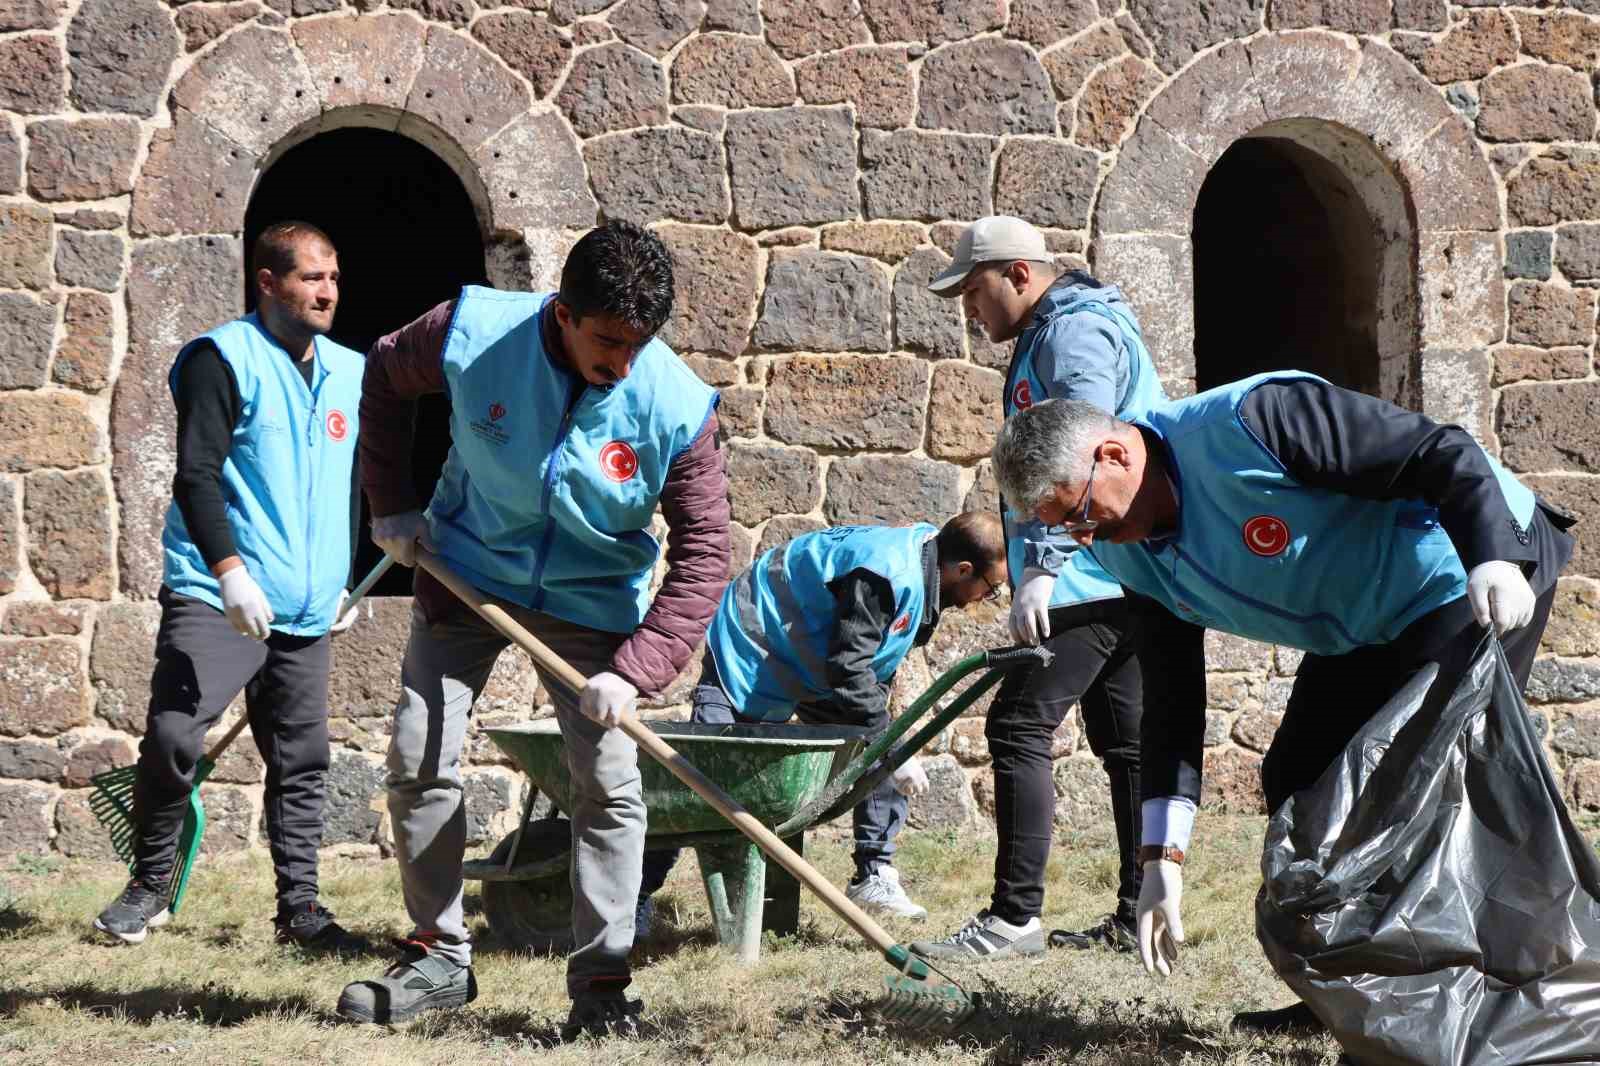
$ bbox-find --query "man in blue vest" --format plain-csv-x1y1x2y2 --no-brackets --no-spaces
338,221,731,1040
992,373,1575,1035
92,221,366,951
634,512,1009,927
912,217,1164,963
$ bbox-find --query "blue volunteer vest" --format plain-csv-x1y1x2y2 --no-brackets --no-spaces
428,287,717,633
1088,371,1539,655
161,313,363,636
707,524,936,721
1003,295,1167,608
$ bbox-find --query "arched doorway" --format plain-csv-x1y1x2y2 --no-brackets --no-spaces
1191,120,1415,405
244,128,487,595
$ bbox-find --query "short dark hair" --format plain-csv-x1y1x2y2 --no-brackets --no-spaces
252,220,335,277
558,220,674,335
937,511,1006,570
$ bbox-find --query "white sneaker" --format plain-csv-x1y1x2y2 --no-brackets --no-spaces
846,865,927,921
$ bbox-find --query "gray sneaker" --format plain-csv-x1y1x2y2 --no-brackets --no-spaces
93,877,171,945
337,939,477,1025
910,910,1046,962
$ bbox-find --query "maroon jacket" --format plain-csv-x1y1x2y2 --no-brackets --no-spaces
360,299,731,696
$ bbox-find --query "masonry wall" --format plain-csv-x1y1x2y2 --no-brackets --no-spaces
1,0,1598,862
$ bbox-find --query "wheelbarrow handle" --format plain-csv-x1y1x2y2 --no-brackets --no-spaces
984,643,1055,670
413,548,912,963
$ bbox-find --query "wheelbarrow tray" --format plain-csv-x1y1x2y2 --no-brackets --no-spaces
484,719,871,835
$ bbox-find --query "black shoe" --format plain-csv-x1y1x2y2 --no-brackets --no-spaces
1231,1000,1326,1035
92,877,171,945
1048,912,1137,953
337,939,478,1025
275,902,369,953
633,895,654,943
560,995,643,1041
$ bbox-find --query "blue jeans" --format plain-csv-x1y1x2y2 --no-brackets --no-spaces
640,658,908,897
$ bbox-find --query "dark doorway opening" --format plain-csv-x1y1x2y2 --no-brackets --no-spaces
1192,136,1382,398
244,127,487,596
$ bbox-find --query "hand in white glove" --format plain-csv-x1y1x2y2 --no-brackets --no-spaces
371,509,435,568
1008,566,1055,646
579,671,638,729
217,564,272,641
329,589,357,635
891,757,929,797
1466,560,1536,637
1136,859,1185,978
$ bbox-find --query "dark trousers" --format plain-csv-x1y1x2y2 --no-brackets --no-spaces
986,601,1143,926
132,587,332,911
640,653,907,897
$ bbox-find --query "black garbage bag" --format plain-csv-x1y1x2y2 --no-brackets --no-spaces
1257,637,1600,1065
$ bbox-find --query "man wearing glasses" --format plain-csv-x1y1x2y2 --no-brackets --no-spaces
916,216,1166,962
634,512,1008,926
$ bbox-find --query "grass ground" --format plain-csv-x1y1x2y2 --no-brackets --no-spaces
3,813,1597,1065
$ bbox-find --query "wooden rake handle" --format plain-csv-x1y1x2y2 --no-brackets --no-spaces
414,548,907,959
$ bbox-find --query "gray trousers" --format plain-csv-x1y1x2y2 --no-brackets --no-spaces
386,602,640,998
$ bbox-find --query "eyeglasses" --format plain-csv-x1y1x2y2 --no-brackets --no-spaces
977,570,1005,604
1045,460,1099,536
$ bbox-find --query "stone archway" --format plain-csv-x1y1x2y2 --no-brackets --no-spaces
113,12,596,598
1092,32,1503,429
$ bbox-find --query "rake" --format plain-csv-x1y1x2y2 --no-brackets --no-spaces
416,548,981,1033
89,555,395,914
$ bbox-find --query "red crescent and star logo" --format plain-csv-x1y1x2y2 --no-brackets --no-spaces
1242,515,1290,557
325,409,348,442
1013,380,1033,410
891,612,912,634
599,440,639,483
488,402,506,422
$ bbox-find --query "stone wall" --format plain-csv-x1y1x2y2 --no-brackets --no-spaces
2,0,1599,860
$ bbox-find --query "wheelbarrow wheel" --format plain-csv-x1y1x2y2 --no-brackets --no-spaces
479,826,576,956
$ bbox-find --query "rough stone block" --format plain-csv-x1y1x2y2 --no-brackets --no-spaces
1095,119,1205,237
1139,40,1263,165
1492,347,1589,388
917,38,1054,135
0,293,55,391
1500,381,1600,474
765,355,927,450
672,32,793,108
1007,0,1096,48
387,0,475,27
53,789,119,860
195,785,255,856
1418,232,1502,351
25,470,114,600
0,121,18,195
1552,706,1600,759
1542,578,1600,658
1092,234,1194,380
704,0,758,34
859,0,1003,45
1523,476,1600,575
1128,0,1263,74
0,202,53,291
0,392,104,473
1040,22,1126,104
293,12,427,113
927,362,1003,462
1477,64,1595,143
54,292,114,393
607,0,703,56
2,601,88,637
1204,629,1273,673
1570,759,1600,811
1390,10,1515,84
654,223,758,356
131,109,256,239
0,738,67,781
861,129,993,222
821,221,925,262
0,639,89,737
0,34,64,114
90,601,161,731
1,481,21,597
906,753,983,832
762,0,869,59
718,385,763,438
995,139,1099,230
171,26,319,155
795,46,913,129
1507,282,1595,349
1555,223,1600,280
0,783,52,856
1507,148,1600,227
753,251,890,352
62,736,134,789
1052,756,1112,828
1231,709,1282,754
329,597,415,718
1392,0,1445,32
474,111,595,231
1268,0,1388,32
1529,658,1600,705
893,247,967,360
681,354,739,387
25,118,140,202
963,459,998,513
175,2,261,53
0,0,63,31
54,231,123,292
727,107,856,229
1200,746,1266,812
1398,117,1499,234
1516,11,1600,73
401,25,530,157
1074,56,1162,151
755,515,825,557
471,11,571,99
1420,348,1493,444
463,769,517,844
824,455,962,526
585,127,727,225
1504,230,1553,281
726,443,820,525
323,748,386,845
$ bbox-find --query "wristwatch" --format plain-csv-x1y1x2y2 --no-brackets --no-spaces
1137,844,1185,866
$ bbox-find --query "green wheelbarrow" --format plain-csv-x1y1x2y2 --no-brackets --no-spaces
463,643,1053,962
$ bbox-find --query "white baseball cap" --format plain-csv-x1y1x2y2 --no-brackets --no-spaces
927,216,1051,297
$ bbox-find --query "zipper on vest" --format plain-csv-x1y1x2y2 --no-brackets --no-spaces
1166,541,1362,648
295,346,324,628
528,378,585,611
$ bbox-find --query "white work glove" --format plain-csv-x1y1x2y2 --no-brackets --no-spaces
1466,560,1536,637
217,565,272,641
1008,566,1055,646
329,589,357,635
1136,859,1185,978
891,757,929,797
371,509,434,568
579,671,638,729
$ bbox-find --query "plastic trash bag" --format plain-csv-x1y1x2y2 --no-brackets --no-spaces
1257,637,1600,1065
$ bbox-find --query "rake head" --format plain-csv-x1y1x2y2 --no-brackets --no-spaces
88,765,140,866
874,944,981,1032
